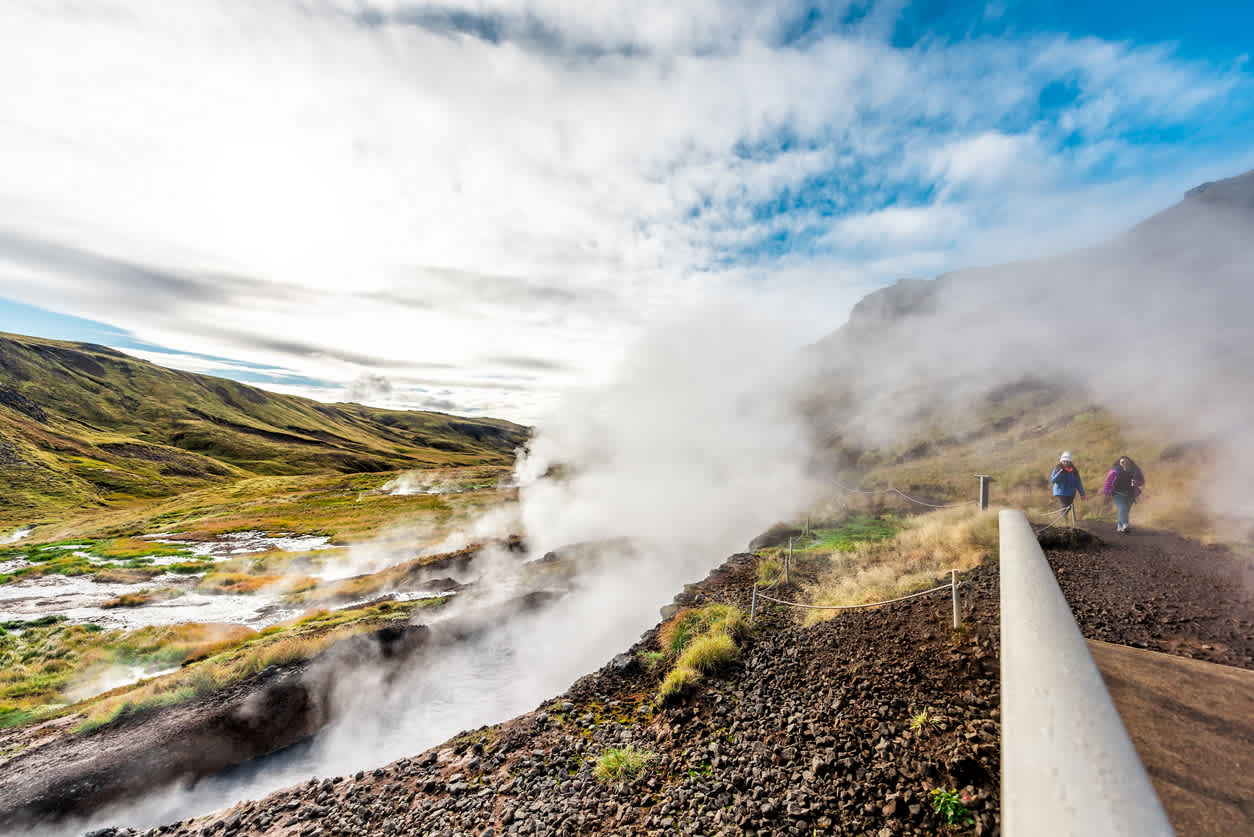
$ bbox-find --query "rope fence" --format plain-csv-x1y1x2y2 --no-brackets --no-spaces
750,569,965,629
1032,503,1076,534
826,472,1087,534
825,477,981,510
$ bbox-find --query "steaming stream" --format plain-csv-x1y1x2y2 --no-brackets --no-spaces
46,545,704,837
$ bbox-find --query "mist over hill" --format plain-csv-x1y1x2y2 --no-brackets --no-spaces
0,333,529,526
798,168,1254,527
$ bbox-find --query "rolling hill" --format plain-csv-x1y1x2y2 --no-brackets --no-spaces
0,333,530,526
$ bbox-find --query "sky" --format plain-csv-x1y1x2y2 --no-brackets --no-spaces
1,0,1252,423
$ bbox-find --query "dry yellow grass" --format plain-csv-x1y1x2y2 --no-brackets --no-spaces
802,506,998,624
74,604,418,731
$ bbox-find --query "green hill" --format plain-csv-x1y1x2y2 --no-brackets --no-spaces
0,333,529,527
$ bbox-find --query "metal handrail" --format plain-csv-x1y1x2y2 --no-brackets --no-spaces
998,509,1174,836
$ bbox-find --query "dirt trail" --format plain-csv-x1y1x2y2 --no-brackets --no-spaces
1045,519,1254,670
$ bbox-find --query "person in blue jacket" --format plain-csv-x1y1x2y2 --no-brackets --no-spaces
1049,451,1086,513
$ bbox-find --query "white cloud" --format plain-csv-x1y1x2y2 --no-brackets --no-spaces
0,2,1250,421
827,203,969,250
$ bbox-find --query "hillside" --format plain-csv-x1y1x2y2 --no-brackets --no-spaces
801,168,1254,539
0,333,530,527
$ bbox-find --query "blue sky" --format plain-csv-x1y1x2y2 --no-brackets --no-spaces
0,1,1251,421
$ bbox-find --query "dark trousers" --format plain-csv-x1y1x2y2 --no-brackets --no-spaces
1055,495,1075,509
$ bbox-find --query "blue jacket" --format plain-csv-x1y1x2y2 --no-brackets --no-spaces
1050,466,1085,497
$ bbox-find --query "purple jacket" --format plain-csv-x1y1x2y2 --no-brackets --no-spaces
1102,466,1144,500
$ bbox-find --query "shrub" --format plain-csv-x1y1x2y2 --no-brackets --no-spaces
930,787,973,825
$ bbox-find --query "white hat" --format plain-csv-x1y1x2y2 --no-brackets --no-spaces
1060,451,1073,462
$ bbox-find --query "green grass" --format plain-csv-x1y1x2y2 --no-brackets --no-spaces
655,603,748,704
678,632,740,673
637,650,666,671
756,557,783,586
593,747,655,782
0,537,201,585
797,517,901,552
0,331,528,530
909,708,938,732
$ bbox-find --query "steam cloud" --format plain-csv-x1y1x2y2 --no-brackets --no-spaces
22,175,1253,836
30,300,820,836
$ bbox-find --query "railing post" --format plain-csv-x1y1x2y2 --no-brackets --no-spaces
785,537,792,586
951,569,961,629
750,583,758,622
999,509,1173,836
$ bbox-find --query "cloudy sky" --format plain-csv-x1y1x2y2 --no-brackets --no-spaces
1,0,1251,422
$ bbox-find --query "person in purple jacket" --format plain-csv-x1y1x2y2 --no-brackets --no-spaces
1102,455,1145,533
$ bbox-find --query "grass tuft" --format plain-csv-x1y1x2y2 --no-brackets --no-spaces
676,632,739,674
655,603,747,704
756,557,783,587
592,747,654,782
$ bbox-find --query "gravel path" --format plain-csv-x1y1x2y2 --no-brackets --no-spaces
1043,521,1254,670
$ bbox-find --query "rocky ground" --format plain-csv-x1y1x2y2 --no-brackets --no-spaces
19,520,1254,837
132,554,1003,837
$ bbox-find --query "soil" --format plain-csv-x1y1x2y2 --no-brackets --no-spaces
1043,520,1254,670
7,520,1252,837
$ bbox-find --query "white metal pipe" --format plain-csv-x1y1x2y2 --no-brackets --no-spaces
999,509,1174,837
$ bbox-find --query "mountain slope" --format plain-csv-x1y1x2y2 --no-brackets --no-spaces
802,168,1254,535
0,333,529,525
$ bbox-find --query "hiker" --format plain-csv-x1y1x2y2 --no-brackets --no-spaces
1049,452,1086,518
1102,455,1145,533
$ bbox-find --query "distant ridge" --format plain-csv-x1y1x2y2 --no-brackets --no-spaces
818,166,1254,340
0,332,530,524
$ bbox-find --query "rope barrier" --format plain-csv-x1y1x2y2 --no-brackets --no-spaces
1032,503,1075,534
755,580,959,611
824,477,979,510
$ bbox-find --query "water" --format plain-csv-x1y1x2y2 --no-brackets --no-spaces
24,545,707,837
0,532,345,630
2,526,34,544
0,573,299,630
143,531,335,559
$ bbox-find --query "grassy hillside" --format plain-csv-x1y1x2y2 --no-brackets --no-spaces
0,333,529,527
